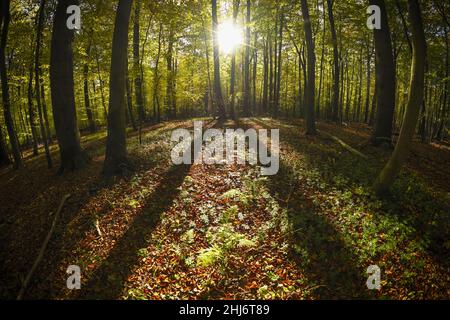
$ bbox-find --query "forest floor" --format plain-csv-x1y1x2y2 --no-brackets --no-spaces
0,118,449,300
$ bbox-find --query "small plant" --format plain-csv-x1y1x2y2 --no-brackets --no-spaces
221,205,239,223
137,248,148,257
197,246,222,268
180,229,195,244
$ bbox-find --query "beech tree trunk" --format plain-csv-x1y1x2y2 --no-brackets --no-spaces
126,63,137,131
300,0,316,134
34,0,52,168
275,13,283,117
41,83,52,144
364,41,372,124
327,0,340,123
83,38,97,133
370,0,396,146
166,26,176,119
1,0,22,168
252,32,258,114
229,0,240,120
262,36,268,114
103,0,133,176
243,0,251,117
27,65,39,156
50,0,88,173
153,23,162,123
133,0,145,122
0,127,10,167
373,0,426,195
317,0,326,119
211,0,226,119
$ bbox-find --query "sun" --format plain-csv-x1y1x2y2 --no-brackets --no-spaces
217,21,243,54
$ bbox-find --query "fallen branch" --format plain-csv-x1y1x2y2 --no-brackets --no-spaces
318,129,368,159
17,194,71,300
95,219,103,239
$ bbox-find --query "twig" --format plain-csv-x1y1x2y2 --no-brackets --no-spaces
95,219,103,239
17,194,71,300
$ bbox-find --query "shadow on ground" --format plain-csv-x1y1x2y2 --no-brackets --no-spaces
244,118,373,299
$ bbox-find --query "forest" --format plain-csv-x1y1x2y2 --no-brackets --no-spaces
0,0,449,300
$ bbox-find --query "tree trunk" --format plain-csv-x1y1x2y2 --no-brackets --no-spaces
356,46,363,122
126,64,137,131
317,0,326,119
370,0,396,146
364,43,372,124
243,0,251,117
166,26,175,120
83,38,97,133
34,0,52,168
94,45,108,120
153,23,162,123
27,65,39,156
133,0,145,122
275,13,283,117
103,0,133,176
0,127,10,167
327,0,339,123
50,0,88,173
252,32,258,114
262,36,268,114
229,0,240,120
300,0,316,134
373,0,426,195
1,0,22,168
268,33,274,114
211,0,226,119
436,29,448,141
345,57,355,121
41,83,52,143
201,18,213,117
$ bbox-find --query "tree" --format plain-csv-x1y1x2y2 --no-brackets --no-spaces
364,38,373,124
229,0,240,120
316,0,327,119
373,0,426,195
262,35,268,114
0,129,10,167
327,0,340,123
211,0,226,120
125,58,137,131
370,0,396,146
34,0,52,168
243,0,251,117
300,0,316,134
0,0,22,169
133,0,145,123
153,23,163,123
83,34,97,134
27,65,39,156
274,12,284,117
103,0,134,176
50,0,88,173
166,24,176,119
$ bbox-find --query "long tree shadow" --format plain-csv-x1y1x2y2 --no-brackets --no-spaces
269,162,371,299
77,163,192,299
252,118,450,286
1,121,199,299
12,121,198,299
76,119,217,299
245,118,372,299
